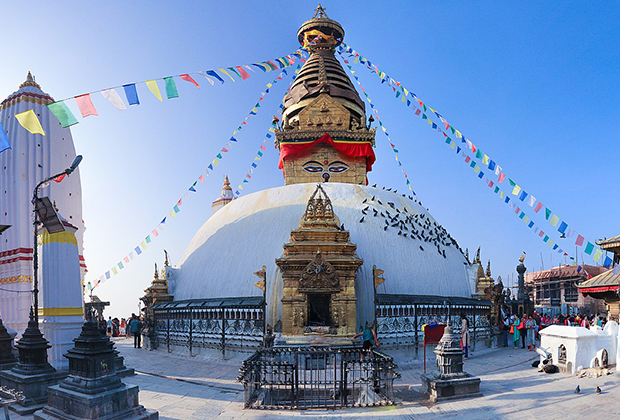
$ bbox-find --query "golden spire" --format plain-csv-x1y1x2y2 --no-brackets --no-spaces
313,4,329,19
486,260,492,278
19,71,41,89
222,175,232,192
154,263,159,279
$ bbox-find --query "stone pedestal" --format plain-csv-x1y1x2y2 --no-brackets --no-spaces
0,311,66,415
114,351,135,378
420,326,481,402
33,319,156,419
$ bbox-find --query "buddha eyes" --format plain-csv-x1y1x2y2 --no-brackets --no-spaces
302,161,349,174
328,161,349,173
303,161,324,173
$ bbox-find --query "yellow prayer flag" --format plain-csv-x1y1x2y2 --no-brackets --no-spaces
474,166,480,174
141,240,147,250
512,185,521,195
238,185,244,190
523,216,530,224
548,239,554,248
450,141,456,149
455,130,462,139
218,69,235,82
111,266,118,275
213,159,220,167
593,249,603,262
169,210,177,218
267,83,272,88
500,191,505,199
482,154,490,165
401,95,406,103
403,88,409,96
550,214,560,227
15,109,45,136
145,80,163,102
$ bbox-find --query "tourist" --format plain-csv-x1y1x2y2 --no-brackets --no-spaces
107,316,113,336
580,316,590,328
130,314,143,348
525,315,536,351
520,314,527,349
502,315,510,347
596,314,603,327
512,315,521,349
353,322,380,360
120,318,126,336
460,314,470,359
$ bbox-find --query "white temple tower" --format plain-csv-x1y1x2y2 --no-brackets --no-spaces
211,175,234,215
0,73,85,343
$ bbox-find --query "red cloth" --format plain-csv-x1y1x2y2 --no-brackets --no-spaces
278,133,376,172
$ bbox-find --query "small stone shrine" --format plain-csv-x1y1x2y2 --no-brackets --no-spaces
33,319,157,420
0,318,18,370
0,309,66,415
420,325,481,402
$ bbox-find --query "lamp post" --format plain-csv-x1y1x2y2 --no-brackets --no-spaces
31,155,83,323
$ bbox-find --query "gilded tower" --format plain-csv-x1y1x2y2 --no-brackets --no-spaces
276,6,376,185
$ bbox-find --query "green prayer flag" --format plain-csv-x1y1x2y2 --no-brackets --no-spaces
470,161,476,168
47,101,79,128
451,127,455,134
393,148,398,153
118,261,124,269
519,212,525,219
584,242,594,255
445,138,451,144
164,77,179,99
543,235,549,242
422,114,427,119
494,186,499,193
257,151,263,157
545,208,551,220
145,235,151,244
216,153,222,159
476,150,483,159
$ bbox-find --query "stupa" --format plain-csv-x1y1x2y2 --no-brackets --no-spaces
147,5,488,356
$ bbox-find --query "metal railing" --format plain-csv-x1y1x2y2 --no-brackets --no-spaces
238,346,399,409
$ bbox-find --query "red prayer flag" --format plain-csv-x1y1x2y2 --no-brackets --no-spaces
498,173,506,183
534,202,543,213
575,234,585,246
75,94,98,117
539,230,545,237
465,156,471,163
414,109,421,116
235,66,251,80
180,74,200,88
53,174,66,183
199,175,205,182
152,229,159,237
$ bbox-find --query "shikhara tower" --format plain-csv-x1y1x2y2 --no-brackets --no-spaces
0,73,85,368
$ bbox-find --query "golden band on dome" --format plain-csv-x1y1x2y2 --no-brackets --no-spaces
38,307,84,317
0,275,32,285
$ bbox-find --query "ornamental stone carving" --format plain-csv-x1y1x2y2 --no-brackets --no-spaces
299,251,339,291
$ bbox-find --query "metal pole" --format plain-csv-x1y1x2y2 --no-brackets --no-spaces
32,186,39,323
413,304,418,359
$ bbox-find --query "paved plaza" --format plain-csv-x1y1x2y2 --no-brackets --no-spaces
10,339,620,419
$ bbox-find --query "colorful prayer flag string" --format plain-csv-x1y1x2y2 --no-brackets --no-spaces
336,49,416,197
91,63,301,289
341,43,609,266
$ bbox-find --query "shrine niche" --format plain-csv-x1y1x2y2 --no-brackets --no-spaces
277,185,362,341
297,94,350,131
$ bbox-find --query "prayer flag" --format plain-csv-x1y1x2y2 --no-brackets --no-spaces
584,242,594,255
576,234,585,246
15,110,45,135
534,202,543,213
145,80,163,101
488,160,496,171
152,229,159,237
197,71,215,85
180,74,200,88
498,173,506,183
512,184,521,195
123,84,140,105
482,154,489,165
252,63,269,72
545,208,551,220
164,77,179,99
101,89,127,110
550,214,560,227
603,256,613,268
218,68,235,82
206,70,225,84
47,101,79,127
145,235,152,244
518,191,528,202
0,122,10,153
558,221,568,234
135,246,142,255
235,66,251,80
75,94,98,117
593,249,603,262
527,195,536,207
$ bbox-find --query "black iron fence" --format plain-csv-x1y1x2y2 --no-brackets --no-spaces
151,297,264,357
238,346,399,409
375,294,492,354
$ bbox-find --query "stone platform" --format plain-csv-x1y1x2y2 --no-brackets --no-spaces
420,372,481,402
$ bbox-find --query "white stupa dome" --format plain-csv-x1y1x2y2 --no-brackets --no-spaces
169,183,473,328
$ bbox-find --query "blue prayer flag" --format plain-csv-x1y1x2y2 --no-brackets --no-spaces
251,163,257,168
105,271,111,279
135,246,142,255
528,221,534,228
206,70,225,84
558,221,568,234
252,64,267,72
488,160,496,171
553,244,558,250
477,171,484,179
0,122,10,154
519,191,528,201
189,186,196,192
505,197,510,203
603,256,613,268
123,84,140,105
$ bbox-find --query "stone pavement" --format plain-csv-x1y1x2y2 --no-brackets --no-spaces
9,339,620,419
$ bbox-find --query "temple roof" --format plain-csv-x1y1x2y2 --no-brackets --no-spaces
597,234,620,250
577,269,620,290
1,72,53,111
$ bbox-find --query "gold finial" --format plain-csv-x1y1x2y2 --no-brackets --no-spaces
163,249,169,266
486,260,492,277
222,175,232,192
465,248,470,263
475,246,481,264
154,263,159,279
519,252,526,263
313,4,329,19
253,265,267,292
19,71,41,89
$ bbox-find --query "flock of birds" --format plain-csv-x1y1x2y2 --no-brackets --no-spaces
574,385,602,395
354,184,467,260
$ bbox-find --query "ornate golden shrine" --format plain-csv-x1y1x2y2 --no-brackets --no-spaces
277,185,362,338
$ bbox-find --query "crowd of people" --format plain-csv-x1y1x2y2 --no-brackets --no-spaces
496,311,609,351
98,313,144,348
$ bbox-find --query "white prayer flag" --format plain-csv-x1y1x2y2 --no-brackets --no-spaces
101,89,127,110
527,195,536,207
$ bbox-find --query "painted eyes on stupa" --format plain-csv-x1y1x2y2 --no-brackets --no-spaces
302,161,349,174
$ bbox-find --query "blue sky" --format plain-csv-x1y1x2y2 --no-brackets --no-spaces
2,1,618,317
